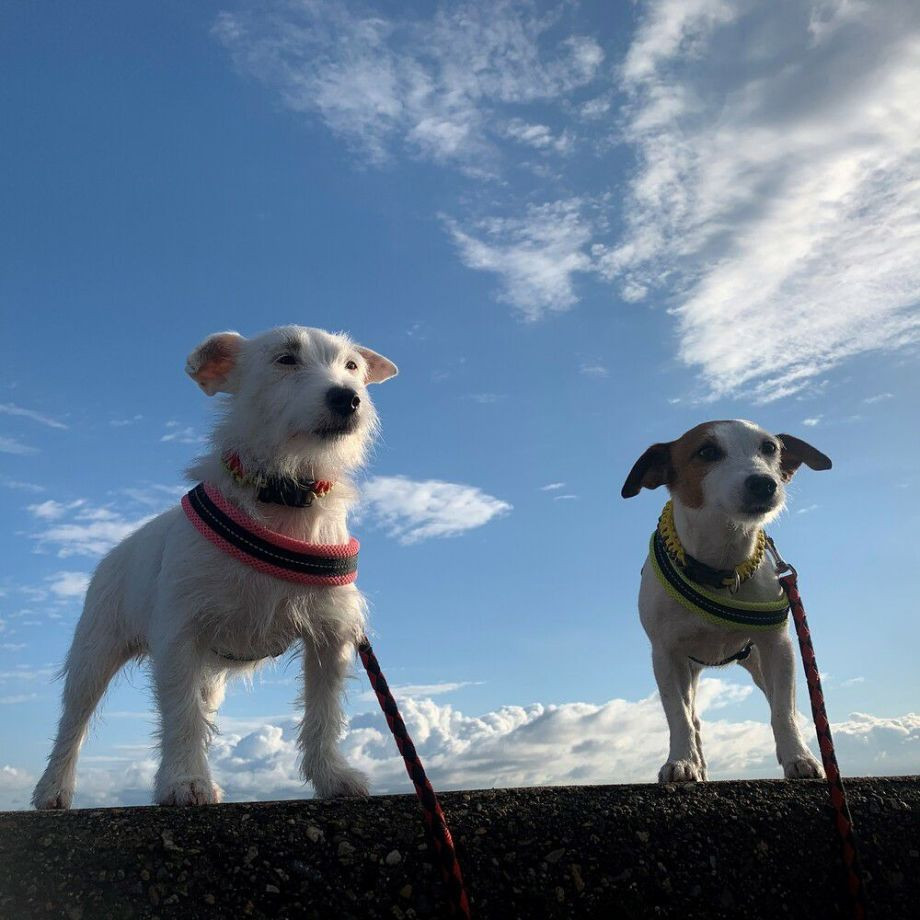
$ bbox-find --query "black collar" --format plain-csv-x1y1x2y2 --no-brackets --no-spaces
677,552,739,590
257,476,323,508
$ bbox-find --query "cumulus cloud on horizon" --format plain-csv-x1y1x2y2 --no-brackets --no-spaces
2,677,916,809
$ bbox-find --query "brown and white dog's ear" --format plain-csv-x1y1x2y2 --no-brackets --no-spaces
621,443,672,498
356,346,398,384
775,433,832,481
186,332,244,396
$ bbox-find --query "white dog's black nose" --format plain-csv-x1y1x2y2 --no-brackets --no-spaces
745,475,777,501
326,386,361,417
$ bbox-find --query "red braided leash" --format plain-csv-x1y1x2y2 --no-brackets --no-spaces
780,571,867,919
358,638,472,919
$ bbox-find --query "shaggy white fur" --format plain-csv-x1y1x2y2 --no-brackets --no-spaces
33,325,397,808
622,419,831,784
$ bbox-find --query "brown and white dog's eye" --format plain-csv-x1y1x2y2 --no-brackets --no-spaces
761,440,778,456
345,360,358,371
274,354,299,366
696,443,722,462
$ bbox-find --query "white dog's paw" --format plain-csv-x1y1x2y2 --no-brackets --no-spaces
311,763,370,799
156,777,223,806
783,754,824,779
658,759,704,784
32,777,74,811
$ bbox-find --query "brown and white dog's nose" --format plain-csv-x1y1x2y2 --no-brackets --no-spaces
326,386,361,417
745,474,777,502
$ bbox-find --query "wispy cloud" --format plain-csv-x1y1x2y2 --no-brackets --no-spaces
214,1,602,175
160,421,206,444
0,403,68,430
46,571,91,600
862,393,894,405
28,501,155,558
802,417,822,428
540,482,566,492
0,436,38,456
605,0,920,401
445,200,597,318
361,475,511,544
0,477,45,493
579,362,609,378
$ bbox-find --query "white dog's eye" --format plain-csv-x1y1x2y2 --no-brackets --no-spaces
761,440,778,456
275,354,299,366
345,360,358,371
696,444,722,462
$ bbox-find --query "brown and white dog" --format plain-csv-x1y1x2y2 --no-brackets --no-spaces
622,419,831,783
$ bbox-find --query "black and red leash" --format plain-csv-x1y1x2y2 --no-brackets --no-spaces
778,566,867,919
358,637,472,919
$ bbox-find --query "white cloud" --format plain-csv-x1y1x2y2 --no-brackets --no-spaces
607,0,920,400
27,499,85,520
161,421,206,444
0,403,68,430
0,477,45,493
802,417,822,427
445,200,596,318
361,475,511,544
213,1,602,175
12,681,915,810
46,571,91,600
29,500,155,558
540,482,566,491
0,436,38,455
862,392,894,405
579,362,609,378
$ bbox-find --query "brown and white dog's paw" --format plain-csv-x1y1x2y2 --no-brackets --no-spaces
658,759,704,783
156,777,223,806
783,754,824,779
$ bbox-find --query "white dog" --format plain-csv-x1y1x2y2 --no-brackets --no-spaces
33,325,397,808
622,419,831,784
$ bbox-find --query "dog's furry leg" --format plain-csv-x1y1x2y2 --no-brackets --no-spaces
752,634,823,779
32,604,137,810
299,626,368,799
653,648,705,783
152,636,222,806
689,665,707,780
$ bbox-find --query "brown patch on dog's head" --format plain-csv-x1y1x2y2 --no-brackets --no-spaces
775,433,832,481
621,421,730,507
186,331,244,396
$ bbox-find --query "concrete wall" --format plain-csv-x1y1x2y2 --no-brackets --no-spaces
1,777,917,918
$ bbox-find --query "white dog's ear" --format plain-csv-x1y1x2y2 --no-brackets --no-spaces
186,332,244,396
621,443,672,498
775,434,832,481
356,347,398,384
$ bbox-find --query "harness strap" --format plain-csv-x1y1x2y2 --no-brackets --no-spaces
689,641,753,668
182,483,358,586
650,532,789,630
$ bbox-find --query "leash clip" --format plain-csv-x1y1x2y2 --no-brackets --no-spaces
765,536,796,578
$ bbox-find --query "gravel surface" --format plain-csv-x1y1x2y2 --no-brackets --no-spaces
1,777,917,919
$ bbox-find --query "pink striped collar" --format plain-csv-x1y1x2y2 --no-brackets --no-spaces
182,482,359,586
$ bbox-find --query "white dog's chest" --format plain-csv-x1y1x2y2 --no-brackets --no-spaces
638,558,787,661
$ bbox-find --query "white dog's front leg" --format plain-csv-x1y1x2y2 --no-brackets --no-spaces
152,640,222,806
299,617,368,799
652,648,704,783
755,633,823,779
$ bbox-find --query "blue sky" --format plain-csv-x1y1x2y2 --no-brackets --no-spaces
1,0,918,808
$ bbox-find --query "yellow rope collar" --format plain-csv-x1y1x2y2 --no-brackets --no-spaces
657,500,767,591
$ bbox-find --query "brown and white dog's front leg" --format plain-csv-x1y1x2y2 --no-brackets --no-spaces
753,633,823,779
298,587,369,799
652,648,706,782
